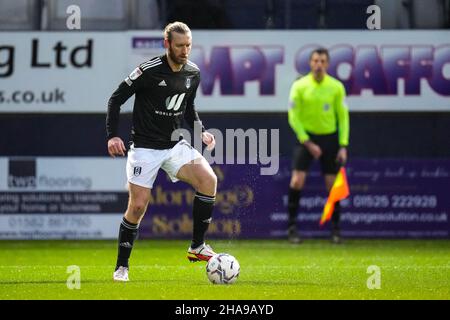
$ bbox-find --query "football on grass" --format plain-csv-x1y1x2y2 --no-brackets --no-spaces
206,253,240,284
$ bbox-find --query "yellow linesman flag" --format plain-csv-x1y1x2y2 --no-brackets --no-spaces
320,167,350,226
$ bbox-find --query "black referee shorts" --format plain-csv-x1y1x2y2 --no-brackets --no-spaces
292,131,341,175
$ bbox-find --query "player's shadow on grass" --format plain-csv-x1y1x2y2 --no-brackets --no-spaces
0,280,108,285
0,279,186,285
0,279,341,287
236,280,340,287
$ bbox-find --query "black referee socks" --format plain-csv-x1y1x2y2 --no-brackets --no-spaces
288,188,302,228
331,201,341,230
191,192,215,249
115,217,139,270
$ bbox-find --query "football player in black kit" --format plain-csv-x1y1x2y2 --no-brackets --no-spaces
106,22,217,282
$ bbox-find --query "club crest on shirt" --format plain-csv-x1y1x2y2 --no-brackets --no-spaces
185,77,191,89
133,166,142,176
323,103,330,111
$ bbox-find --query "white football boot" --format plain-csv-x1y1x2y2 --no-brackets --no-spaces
113,266,129,282
187,243,216,262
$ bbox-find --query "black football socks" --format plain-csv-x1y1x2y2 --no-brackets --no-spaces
115,217,139,270
288,188,302,228
191,192,215,249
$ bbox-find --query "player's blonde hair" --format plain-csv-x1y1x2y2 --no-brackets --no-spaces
164,21,191,42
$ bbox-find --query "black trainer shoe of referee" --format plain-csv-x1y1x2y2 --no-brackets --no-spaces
288,225,302,244
331,228,342,244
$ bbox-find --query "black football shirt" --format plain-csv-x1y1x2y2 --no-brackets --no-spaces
106,54,204,149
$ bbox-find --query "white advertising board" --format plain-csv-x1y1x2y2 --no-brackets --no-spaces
0,31,449,112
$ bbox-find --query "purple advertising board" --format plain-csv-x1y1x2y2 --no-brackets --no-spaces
1,157,448,239
138,158,450,239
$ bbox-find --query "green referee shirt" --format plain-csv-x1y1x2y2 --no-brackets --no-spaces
288,73,349,147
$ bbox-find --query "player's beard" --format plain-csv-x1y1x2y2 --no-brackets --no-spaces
168,46,186,66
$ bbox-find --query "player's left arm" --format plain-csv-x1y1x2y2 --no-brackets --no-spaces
335,82,350,165
184,75,215,151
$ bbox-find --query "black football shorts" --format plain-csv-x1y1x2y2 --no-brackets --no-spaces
292,131,341,175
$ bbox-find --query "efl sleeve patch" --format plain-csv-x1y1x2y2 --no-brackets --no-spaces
124,67,143,86
129,67,143,80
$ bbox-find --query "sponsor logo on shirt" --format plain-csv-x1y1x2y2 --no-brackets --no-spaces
165,93,186,111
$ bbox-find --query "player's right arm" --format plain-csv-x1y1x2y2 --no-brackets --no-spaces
106,66,145,157
288,81,322,159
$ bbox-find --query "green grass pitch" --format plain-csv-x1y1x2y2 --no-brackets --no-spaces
0,239,449,300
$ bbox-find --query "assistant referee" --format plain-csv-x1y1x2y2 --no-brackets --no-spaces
287,47,349,244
